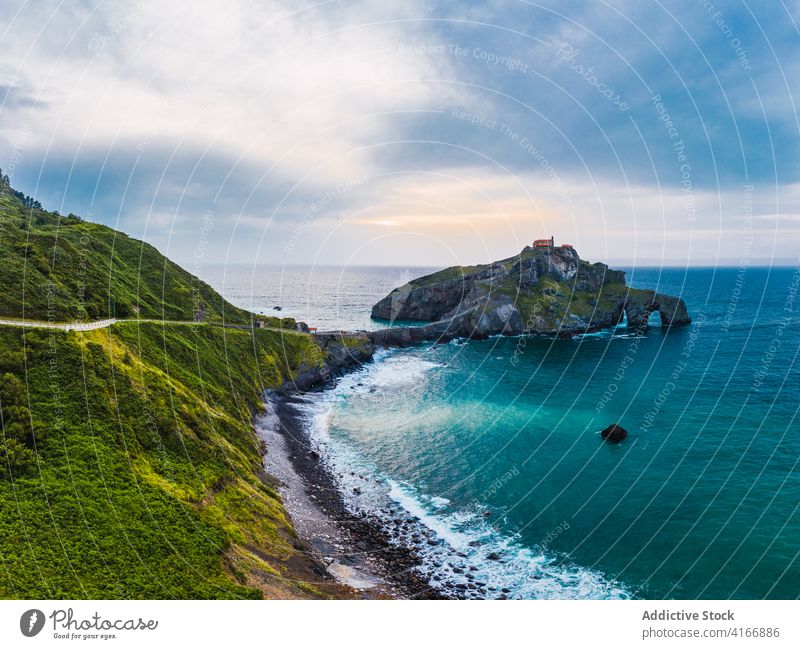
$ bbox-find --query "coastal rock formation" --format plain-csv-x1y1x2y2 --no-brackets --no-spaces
314,331,374,369
600,423,628,443
286,331,376,391
624,292,691,328
371,245,690,339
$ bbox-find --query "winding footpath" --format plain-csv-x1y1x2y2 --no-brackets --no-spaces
0,317,239,331
0,317,119,331
0,317,307,337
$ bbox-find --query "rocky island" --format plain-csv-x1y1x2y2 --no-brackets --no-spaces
370,240,690,343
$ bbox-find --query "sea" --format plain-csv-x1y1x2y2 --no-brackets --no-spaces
200,263,800,599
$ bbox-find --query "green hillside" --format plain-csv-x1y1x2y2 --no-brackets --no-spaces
0,170,251,323
0,175,344,599
0,322,338,598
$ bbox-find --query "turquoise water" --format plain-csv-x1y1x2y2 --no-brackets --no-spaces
219,264,800,598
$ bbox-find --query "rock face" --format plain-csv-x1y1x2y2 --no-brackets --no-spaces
284,331,375,392
600,423,628,443
624,292,691,328
371,245,690,339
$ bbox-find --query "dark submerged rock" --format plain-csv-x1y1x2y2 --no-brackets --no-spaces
600,423,628,443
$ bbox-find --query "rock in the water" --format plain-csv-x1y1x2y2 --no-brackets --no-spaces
600,423,628,443
369,244,690,341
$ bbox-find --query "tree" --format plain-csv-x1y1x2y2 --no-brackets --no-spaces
0,168,43,209
0,373,33,445
0,437,36,477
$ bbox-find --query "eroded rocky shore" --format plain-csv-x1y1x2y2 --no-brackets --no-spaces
260,389,445,599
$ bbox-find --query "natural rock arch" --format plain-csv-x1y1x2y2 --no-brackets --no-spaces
623,292,691,328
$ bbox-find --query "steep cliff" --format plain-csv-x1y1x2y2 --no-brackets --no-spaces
371,245,690,339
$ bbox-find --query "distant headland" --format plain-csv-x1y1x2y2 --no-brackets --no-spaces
369,238,691,344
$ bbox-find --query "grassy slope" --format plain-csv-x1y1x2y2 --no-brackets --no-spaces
407,247,540,287
408,263,483,286
0,188,251,323
0,179,339,598
496,277,630,327
0,322,330,598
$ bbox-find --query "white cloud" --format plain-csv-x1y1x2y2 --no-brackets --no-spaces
2,1,797,267
0,0,465,186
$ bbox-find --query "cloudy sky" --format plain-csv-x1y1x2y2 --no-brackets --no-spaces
1,0,798,269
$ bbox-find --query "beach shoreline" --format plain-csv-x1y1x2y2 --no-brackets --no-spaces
258,388,445,600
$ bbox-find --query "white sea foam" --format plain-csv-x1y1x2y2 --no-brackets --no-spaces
344,353,444,390
383,479,630,600
295,350,630,600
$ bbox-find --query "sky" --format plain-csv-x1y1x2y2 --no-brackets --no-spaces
1,0,798,269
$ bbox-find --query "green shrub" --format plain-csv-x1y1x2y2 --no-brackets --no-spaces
0,438,35,476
